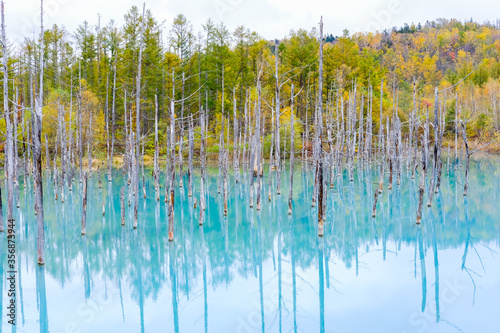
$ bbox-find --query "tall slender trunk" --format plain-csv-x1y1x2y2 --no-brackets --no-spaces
275,41,282,195
134,3,145,229
232,89,239,182
35,0,45,265
109,49,117,182
120,186,125,226
317,17,325,236
255,81,262,210
427,87,439,206
168,83,176,241
154,95,160,200
461,121,470,196
188,114,194,197
417,133,426,224
2,1,14,223
78,63,83,181
222,67,228,215
288,84,295,214
199,107,206,225
81,172,88,235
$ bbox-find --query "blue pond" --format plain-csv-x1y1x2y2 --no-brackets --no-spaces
1,156,500,333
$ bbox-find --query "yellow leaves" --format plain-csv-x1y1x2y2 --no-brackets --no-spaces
457,50,467,60
476,27,491,41
413,35,426,51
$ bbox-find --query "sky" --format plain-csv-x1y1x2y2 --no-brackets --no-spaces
4,0,500,44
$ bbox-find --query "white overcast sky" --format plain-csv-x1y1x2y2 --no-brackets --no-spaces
5,0,500,44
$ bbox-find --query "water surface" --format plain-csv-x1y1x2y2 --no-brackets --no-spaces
2,157,500,333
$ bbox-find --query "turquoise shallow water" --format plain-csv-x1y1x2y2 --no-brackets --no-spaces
1,157,500,333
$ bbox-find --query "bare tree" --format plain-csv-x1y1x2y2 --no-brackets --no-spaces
316,17,325,236
288,84,295,214
2,0,14,225
34,0,45,265
133,3,146,229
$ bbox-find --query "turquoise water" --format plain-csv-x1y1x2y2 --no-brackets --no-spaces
1,157,500,333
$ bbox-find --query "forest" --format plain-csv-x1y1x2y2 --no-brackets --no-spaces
2,2,500,332
1,3,500,265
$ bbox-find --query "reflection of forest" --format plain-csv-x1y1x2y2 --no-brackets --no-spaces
13,158,500,330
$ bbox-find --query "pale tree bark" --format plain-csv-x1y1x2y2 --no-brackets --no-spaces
87,98,92,174
242,91,248,169
120,186,125,226
22,102,27,189
222,67,229,215
199,107,206,226
377,117,385,194
105,73,110,182
417,133,426,224
35,0,45,265
365,85,373,162
233,89,240,183
44,134,50,171
68,77,74,190
133,3,145,229
154,95,160,201
188,114,194,197
141,142,146,199
123,91,128,179
434,95,445,193
461,120,470,196
255,82,263,210
81,172,88,235
388,119,394,190
109,48,117,182
13,89,20,209
288,84,295,215
275,41,282,195
268,107,274,201
58,104,66,202
427,87,439,207
317,17,325,236
165,71,174,203
168,95,176,241
78,63,83,181
2,1,14,224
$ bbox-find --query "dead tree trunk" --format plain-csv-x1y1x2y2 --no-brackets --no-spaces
2,2,14,223
120,186,125,226
168,94,176,241
427,87,439,207
317,17,325,236
154,95,160,200
221,68,229,215
242,92,249,169
275,41,282,195
81,172,88,235
35,0,45,265
45,133,50,172
288,84,295,215
268,107,274,201
233,88,240,183
179,74,186,189
461,121,470,196
416,134,426,224
199,107,206,226
133,3,145,229
188,114,194,197
78,66,83,180
377,117,385,194
109,48,117,182
105,73,110,184
255,81,262,210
